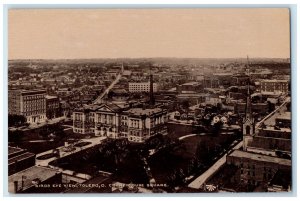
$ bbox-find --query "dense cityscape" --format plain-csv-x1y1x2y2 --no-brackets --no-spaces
8,57,291,193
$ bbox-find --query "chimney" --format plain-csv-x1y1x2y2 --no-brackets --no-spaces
13,181,18,193
149,65,155,106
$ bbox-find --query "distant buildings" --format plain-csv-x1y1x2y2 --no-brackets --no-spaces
260,80,289,94
235,102,269,115
175,82,206,105
248,111,291,153
129,82,158,93
204,61,291,192
226,150,291,187
9,89,47,123
226,100,291,192
176,82,203,94
45,95,61,119
73,103,168,143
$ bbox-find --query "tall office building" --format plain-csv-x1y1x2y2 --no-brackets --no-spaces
9,89,46,123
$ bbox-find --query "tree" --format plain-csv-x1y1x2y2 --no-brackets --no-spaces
74,78,81,87
181,100,190,121
211,121,223,136
286,102,291,112
8,114,27,127
267,101,275,113
8,129,24,142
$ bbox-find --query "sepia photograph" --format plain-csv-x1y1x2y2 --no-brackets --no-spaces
7,8,292,194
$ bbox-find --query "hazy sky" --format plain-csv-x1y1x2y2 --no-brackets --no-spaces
8,8,290,59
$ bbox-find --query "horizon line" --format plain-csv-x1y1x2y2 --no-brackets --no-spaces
8,57,290,61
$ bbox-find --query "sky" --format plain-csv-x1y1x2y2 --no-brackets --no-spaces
8,8,290,59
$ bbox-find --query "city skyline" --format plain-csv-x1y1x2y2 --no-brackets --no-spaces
9,8,290,60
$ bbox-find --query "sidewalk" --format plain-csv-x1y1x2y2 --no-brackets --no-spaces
28,116,66,129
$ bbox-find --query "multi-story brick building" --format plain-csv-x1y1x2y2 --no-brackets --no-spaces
73,104,102,135
124,107,168,143
226,150,291,186
94,103,122,138
176,82,203,94
128,82,158,93
45,95,61,119
73,103,168,143
225,100,292,191
260,80,289,94
9,89,46,123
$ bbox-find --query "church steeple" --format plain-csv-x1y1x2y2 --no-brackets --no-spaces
242,56,255,151
245,56,252,120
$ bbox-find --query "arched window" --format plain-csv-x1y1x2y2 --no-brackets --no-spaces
246,125,251,135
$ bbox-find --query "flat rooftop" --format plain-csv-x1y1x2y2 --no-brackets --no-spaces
229,150,291,166
261,92,282,96
181,82,201,86
8,146,24,156
276,112,291,121
177,93,207,98
127,107,163,116
8,166,60,193
261,80,289,83
45,95,58,99
263,126,291,133
9,89,46,94
8,152,35,165
213,73,233,76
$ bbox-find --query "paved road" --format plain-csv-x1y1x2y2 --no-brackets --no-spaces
94,66,123,104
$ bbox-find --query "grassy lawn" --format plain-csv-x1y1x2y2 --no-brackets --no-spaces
167,123,195,139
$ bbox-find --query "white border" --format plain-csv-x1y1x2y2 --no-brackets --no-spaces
1,1,299,201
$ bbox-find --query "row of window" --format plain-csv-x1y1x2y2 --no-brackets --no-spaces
74,128,84,133
23,95,45,100
130,119,141,128
24,111,46,116
128,136,143,142
24,100,45,103
129,130,142,137
24,104,45,108
24,108,45,112
121,121,128,126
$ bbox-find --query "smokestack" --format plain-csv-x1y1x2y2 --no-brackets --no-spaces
14,181,18,193
149,66,155,106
